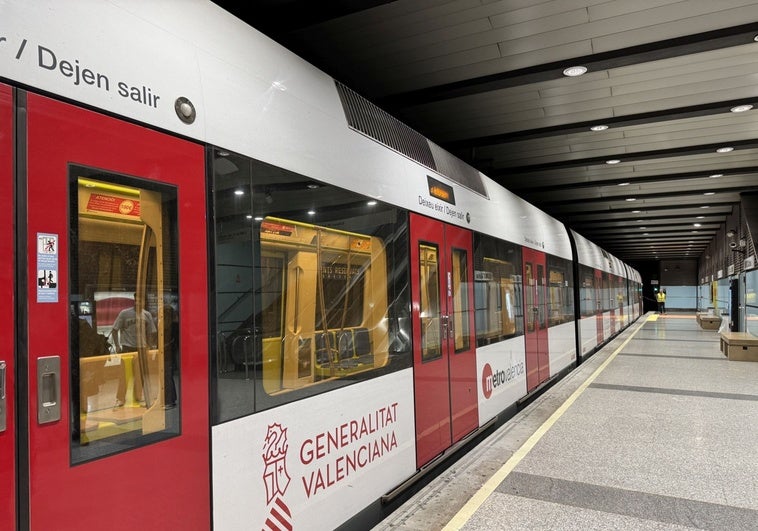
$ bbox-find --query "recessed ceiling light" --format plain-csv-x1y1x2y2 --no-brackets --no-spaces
618,182,630,186
254,216,264,221
625,197,636,201
730,104,753,113
606,159,621,165
696,216,705,219
245,214,253,219
716,147,734,153
367,200,377,206
754,34,758,42
703,192,715,195
563,65,588,77
632,210,641,213
234,189,244,196
694,223,702,227
307,210,316,215
700,205,709,208
709,174,723,178
590,125,609,131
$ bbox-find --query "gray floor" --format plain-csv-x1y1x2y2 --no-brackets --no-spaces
373,313,758,531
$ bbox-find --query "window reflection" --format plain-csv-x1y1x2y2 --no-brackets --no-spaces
70,171,179,463
212,151,411,422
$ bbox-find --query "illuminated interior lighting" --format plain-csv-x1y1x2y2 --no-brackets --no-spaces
709,174,723,178
234,190,244,196
563,65,587,77
618,182,630,186
694,223,702,227
731,104,753,113
625,197,636,201
367,200,377,206
590,125,608,131
245,215,252,219
716,147,734,153
254,216,264,221
307,210,316,215
606,159,621,164
703,192,715,195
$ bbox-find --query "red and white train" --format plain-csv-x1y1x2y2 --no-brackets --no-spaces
0,2,641,529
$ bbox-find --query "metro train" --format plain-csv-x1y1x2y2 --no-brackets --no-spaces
0,2,641,529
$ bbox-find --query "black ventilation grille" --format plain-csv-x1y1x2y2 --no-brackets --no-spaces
336,81,436,170
427,142,488,198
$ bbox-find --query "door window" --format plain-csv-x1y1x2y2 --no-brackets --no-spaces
419,243,441,362
451,248,470,353
69,168,179,463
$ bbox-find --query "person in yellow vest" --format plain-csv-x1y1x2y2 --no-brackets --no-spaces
656,289,666,314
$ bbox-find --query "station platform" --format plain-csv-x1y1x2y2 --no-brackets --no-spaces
373,313,758,530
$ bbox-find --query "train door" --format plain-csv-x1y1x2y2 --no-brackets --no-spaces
20,92,209,529
0,83,16,530
594,269,604,344
410,214,478,467
522,248,549,391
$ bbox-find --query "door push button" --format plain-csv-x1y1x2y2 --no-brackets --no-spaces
37,356,61,424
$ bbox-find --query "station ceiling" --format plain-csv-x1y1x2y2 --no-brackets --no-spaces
212,1,758,262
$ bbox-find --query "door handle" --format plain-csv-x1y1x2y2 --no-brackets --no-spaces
37,356,61,424
0,360,6,432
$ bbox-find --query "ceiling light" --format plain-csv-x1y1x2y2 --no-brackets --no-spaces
632,210,641,213
696,216,704,219
563,66,587,77
625,197,636,201
590,125,608,131
709,174,723,178
754,34,758,42
618,182,630,186
245,214,252,219
307,210,316,215
716,147,734,153
234,189,244,196
700,205,709,208
703,192,715,195
730,104,753,113
367,200,377,206
254,216,263,221
606,159,621,164
694,223,702,227
306,183,320,189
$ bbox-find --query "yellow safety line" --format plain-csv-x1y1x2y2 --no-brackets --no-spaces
442,315,651,530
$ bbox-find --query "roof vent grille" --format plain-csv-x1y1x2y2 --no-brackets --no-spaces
335,81,436,170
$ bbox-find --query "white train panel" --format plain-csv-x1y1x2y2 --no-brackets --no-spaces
212,369,416,530
476,338,527,425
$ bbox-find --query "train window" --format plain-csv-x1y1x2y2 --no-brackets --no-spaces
419,243,442,362
211,151,411,421
69,169,180,464
473,234,523,346
547,255,574,326
579,266,595,318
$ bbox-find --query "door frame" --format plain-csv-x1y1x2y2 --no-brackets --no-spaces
0,82,17,531
409,213,478,467
522,247,549,391
20,91,210,529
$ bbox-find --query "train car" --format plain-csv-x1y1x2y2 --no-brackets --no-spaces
0,2,640,530
570,229,641,359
